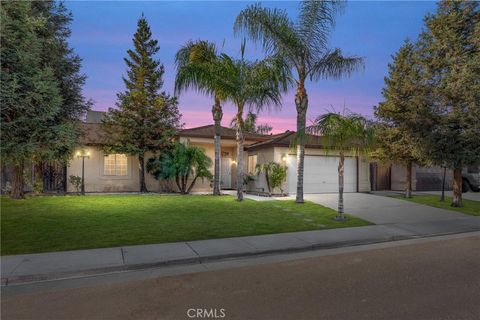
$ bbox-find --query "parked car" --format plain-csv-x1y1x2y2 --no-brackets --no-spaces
463,165,480,192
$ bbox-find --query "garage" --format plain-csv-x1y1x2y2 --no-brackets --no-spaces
287,155,358,194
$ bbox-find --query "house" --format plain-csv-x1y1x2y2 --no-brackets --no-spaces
371,163,480,192
66,111,372,194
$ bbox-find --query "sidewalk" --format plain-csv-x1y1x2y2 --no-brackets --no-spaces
2,216,479,285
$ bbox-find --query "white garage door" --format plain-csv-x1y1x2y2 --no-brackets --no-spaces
287,155,357,194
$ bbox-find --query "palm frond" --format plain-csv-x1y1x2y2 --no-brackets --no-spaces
234,3,303,71
308,48,364,81
296,0,345,59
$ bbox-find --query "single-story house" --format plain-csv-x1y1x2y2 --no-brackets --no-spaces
67,111,372,194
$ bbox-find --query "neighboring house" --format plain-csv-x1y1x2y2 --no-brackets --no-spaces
67,111,372,194
371,163,480,192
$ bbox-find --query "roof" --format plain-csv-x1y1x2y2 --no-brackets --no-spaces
246,130,326,151
78,123,108,145
78,123,276,146
178,125,273,141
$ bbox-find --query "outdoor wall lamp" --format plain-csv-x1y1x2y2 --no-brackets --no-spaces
281,154,287,162
77,150,90,195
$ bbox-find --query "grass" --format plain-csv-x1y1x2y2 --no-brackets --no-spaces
0,194,371,255
393,195,480,216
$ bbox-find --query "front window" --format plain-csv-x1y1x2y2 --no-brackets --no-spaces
104,154,128,176
247,155,257,174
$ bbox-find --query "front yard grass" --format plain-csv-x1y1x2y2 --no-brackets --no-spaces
1,194,371,255
394,195,480,216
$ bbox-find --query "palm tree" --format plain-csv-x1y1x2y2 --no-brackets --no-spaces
307,112,375,220
235,1,364,203
218,44,288,201
175,40,225,195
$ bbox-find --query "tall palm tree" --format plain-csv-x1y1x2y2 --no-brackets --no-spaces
218,44,288,201
307,112,375,220
235,1,364,203
175,40,225,195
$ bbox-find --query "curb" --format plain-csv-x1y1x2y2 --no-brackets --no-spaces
3,230,477,286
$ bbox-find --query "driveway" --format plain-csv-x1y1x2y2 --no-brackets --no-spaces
303,193,471,224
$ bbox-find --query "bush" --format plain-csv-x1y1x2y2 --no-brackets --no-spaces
69,175,82,193
148,142,213,194
256,161,287,195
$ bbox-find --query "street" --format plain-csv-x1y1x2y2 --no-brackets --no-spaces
2,233,480,320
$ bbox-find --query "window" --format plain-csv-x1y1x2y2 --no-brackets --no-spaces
247,155,257,174
104,154,128,176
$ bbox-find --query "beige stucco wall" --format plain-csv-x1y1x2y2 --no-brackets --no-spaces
67,147,161,193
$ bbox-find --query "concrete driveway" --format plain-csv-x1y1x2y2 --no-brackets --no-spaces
303,193,471,224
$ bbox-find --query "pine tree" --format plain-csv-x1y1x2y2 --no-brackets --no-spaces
416,0,480,207
1,1,63,199
102,15,182,192
375,41,428,198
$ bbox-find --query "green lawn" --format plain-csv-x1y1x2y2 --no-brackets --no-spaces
394,195,480,216
0,195,371,255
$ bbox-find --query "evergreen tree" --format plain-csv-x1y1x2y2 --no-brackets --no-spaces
103,16,182,192
375,41,428,198
415,1,480,207
1,1,62,199
30,1,92,191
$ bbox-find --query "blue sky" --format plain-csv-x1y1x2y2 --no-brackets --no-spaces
67,1,438,132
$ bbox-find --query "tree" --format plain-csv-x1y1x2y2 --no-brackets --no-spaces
415,1,480,207
31,1,92,190
147,142,213,194
230,111,273,135
175,40,225,196
255,161,287,195
235,0,364,203
374,41,428,198
103,15,182,193
1,1,62,199
217,44,288,201
307,112,375,220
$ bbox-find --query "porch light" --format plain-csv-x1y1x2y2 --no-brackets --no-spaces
282,154,287,162
76,149,90,195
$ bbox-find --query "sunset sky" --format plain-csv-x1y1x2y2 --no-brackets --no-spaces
67,1,437,133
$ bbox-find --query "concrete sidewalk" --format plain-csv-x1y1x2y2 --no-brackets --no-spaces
2,216,479,285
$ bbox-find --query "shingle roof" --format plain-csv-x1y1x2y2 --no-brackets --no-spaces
178,125,272,141
78,123,108,145
78,123,275,145
246,130,326,151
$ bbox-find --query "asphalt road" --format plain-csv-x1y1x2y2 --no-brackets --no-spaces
2,235,480,320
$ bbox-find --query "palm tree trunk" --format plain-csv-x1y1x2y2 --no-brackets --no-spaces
405,161,412,198
440,166,447,202
452,168,463,207
139,154,148,193
11,162,25,199
235,107,244,201
212,98,223,196
295,81,308,204
336,152,346,221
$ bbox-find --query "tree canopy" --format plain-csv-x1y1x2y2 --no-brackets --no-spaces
103,15,183,192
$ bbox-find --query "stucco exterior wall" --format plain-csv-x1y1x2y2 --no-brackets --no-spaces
67,147,161,193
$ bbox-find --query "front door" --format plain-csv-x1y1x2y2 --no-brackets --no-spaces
220,157,232,189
